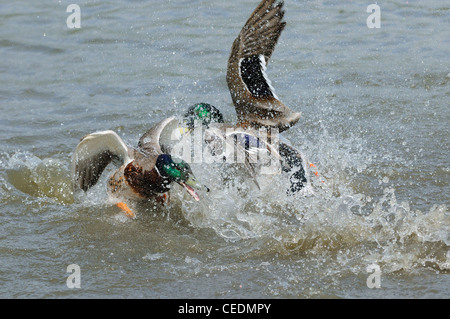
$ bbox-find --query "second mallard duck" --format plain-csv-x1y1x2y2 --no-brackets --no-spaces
72,117,209,218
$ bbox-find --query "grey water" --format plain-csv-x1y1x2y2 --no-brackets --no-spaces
0,0,448,298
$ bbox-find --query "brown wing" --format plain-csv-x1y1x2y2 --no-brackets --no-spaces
226,0,301,133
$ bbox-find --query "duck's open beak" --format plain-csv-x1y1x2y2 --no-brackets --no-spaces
179,176,209,201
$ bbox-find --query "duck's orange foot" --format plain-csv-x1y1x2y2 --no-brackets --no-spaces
309,163,319,177
116,202,136,219
155,193,170,205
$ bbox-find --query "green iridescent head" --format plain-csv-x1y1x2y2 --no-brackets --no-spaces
156,154,209,200
183,103,224,129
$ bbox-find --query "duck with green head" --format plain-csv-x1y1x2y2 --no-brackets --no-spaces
179,0,307,192
72,117,209,218
183,103,308,193
183,103,224,129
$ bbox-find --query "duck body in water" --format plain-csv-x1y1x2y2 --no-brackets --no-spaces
182,103,309,194
71,118,209,218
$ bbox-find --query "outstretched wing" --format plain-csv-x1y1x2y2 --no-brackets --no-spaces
227,0,301,132
72,130,132,191
137,117,181,156
237,0,286,66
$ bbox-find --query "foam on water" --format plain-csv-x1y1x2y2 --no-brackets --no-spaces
162,128,448,273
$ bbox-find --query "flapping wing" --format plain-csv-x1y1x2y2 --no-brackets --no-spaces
138,117,181,155
237,0,286,66
72,130,132,191
226,0,301,132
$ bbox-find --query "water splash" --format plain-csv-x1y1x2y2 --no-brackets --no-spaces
2,130,447,274
167,127,449,273
2,151,74,204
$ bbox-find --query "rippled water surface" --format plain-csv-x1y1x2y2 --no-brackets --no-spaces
0,1,448,298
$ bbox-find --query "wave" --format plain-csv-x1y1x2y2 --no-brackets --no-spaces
2,130,448,274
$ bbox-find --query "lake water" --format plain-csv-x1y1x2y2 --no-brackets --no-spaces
0,0,448,299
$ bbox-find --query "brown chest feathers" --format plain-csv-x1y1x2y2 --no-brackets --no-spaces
123,161,172,198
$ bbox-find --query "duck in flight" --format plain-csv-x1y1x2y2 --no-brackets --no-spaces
181,0,300,135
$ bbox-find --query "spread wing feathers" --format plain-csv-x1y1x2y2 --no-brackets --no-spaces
72,130,132,191
239,54,278,99
138,117,179,155
239,0,286,63
227,0,301,133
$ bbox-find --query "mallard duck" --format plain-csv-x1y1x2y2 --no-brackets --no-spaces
197,1,308,191
71,117,209,218
183,103,308,193
178,1,306,190
71,0,304,214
